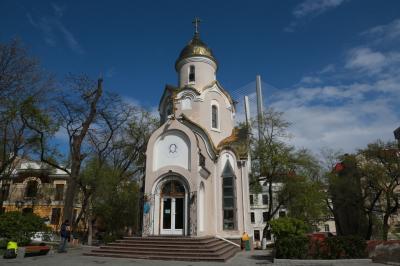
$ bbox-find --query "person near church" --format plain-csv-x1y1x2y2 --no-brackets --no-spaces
241,232,250,251
58,219,70,253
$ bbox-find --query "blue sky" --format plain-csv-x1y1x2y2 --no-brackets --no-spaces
1,0,400,154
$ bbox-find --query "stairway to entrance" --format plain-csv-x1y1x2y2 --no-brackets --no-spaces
84,236,240,262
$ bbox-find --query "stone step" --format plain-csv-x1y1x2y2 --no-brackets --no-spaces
97,243,234,255
115,237,218,244
103,241,228,252
122,236,214,241
83,252,234,262
111,238,220,247
84,236,239,262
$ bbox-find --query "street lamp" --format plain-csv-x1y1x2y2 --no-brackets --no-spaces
15,200,24,210
394,127,400,147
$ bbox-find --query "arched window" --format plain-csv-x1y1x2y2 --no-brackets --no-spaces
161,180,185,196
211,105,218,129
25,180,38,198
222,160,236,230
189,65,195,82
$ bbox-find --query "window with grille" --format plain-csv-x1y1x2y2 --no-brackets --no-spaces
222,160,236,230
324,224,330,232
55,184,64,201
262,194,268,205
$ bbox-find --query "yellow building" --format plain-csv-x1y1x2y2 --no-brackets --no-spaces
0,158,80,231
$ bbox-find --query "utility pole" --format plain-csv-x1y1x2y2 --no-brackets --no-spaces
244,96,251,126
255,75,265,178
256,75,264,142
244,95,252,173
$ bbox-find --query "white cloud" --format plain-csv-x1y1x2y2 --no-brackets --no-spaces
122,96,159,118
286,0,348,32
26,4,84,54
361,19,400,44
268,79,399,153
345,47,386,73
319,64,336,74
248,20,400,154
51,3,65,18
293,0,346,18
300,76,322,84
345,47,400,74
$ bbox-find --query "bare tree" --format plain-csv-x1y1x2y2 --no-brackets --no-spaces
0,39,54,209
23,75,106,224
77,107,158,242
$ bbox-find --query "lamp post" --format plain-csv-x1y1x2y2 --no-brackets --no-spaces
15,200,24,210
394,127,400,148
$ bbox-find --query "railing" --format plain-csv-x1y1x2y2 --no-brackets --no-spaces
215,235,240,247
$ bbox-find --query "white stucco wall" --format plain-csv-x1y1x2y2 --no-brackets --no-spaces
153,130,191,171
178,57,216,90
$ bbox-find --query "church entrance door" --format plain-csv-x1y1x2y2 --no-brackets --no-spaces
160,180,185,235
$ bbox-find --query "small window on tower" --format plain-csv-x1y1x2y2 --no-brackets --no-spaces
189,65,195,82
211,105,218,129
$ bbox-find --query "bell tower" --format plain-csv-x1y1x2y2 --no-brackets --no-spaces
175,18,218,91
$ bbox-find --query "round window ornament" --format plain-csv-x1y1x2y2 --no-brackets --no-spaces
168,143,179,158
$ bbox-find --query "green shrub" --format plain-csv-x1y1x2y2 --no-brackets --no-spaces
275,235,309,259
270,217,309,239
0,238,7,249
0,212,48,246
324,236,367,259
271,217,309,259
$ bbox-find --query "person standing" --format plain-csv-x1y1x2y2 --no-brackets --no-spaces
58,219,70,253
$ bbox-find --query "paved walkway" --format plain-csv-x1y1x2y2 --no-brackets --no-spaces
1,246,273,266
1,247,388,265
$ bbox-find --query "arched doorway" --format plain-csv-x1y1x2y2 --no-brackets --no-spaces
160,179,186,235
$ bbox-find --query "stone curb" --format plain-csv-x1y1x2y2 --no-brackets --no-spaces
274,258,373,265
385,262,400,266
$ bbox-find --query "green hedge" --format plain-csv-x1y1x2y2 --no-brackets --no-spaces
323,236,367,259
275,235,309,259
287,235,367,259
271,217,310,259
0,212,48,246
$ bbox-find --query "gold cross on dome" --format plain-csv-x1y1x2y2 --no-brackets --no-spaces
192,17,201,34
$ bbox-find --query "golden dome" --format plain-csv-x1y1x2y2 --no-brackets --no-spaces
175,33,217,70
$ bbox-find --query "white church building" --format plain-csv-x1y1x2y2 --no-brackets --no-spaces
142,25,251,240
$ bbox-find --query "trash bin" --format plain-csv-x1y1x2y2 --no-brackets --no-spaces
4,241,18,259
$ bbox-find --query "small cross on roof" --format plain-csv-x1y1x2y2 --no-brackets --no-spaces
192,17,201,35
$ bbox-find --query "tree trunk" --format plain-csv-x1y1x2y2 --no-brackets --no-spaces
63,163,79,224
88,215,93,246
365,213,373,240
382,214,390,241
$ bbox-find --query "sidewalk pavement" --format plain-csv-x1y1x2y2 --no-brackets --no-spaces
1,246,273,266
1,246,388,266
